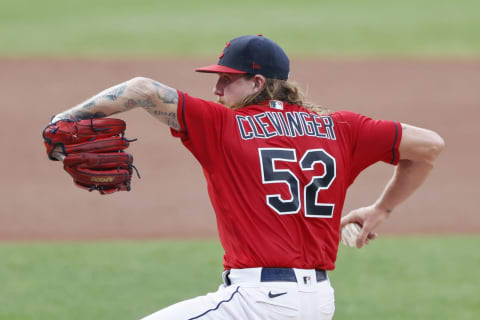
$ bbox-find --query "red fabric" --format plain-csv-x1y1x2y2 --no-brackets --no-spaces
172,91,401,270
331,111,402,186
195,65,247,75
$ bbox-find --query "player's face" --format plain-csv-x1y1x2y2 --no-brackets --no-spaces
214,73,257,108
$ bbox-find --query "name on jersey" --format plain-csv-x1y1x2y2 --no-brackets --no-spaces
236,111,336,140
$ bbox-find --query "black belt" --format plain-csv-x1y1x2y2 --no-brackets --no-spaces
261,268,327,283
224,268,327,286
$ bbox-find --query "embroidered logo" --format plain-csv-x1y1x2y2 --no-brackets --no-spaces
252,62,262,70
91,176,115,183
269,100,284,110
219,41,231,59
268,291,287,299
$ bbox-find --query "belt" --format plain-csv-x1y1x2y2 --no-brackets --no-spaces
224,267,327,286
261,268,327,283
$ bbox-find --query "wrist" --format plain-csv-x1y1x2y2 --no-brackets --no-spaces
374,202,393,214
51,112,75,123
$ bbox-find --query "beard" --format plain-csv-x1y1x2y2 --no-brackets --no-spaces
216,96,237,109
217,97,234,108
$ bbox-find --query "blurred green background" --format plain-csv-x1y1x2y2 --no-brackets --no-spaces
1,238,479,320
1,0,479,58
1,0,479,319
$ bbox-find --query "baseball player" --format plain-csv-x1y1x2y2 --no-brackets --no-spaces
51,35,444,319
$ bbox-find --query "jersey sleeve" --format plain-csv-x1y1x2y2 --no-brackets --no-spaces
335,111,402,185
170,90,233,169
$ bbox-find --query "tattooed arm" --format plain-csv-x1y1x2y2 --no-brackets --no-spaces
52,77,181,131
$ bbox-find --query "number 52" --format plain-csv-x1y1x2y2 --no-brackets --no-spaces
259,148,336,218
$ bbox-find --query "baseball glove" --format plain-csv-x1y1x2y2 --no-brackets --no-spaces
42,118,139,194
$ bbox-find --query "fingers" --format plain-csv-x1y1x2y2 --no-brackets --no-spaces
340,211,362,228
356,229,378,248
343,205,387,248
367,232,378,240
340,218,351,229
356,227,370,248
364,232,378,245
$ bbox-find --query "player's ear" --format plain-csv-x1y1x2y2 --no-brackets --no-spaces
252,75,266,92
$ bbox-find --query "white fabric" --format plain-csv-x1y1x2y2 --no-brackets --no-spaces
140,268,335,320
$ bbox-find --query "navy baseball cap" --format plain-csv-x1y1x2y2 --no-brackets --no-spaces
195,35,290,80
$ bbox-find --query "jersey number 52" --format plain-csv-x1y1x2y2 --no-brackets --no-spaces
259,148,336,218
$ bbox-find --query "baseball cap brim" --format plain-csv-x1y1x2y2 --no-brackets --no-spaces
195,64,246,74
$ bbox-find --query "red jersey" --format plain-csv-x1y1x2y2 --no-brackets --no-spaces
171,91,402,270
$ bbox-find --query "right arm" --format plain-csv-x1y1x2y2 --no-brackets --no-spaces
371,124,445,213
341,123,445,248
52,77,181,131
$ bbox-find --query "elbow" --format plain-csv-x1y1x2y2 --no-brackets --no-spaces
420,130,445,165
428,130,445,159
399,124,445,165
126,76,157,101
128,76,154,90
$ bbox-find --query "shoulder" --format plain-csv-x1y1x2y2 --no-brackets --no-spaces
330,110,363,122
181,91,234,114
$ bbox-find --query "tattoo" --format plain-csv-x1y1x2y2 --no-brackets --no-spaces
124,97,156,110
152,81,178,104
101,84,127,101
151,111,176,117
57,83,128,122
124,99,136,110
82,101,96,109
72,110,107,120
167,119,180,131
147,109,180,130
401,124,407,131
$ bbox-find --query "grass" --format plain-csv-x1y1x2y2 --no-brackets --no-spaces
332,236,480,319
0,241,224,320
0,237,478,320
0,0,479,58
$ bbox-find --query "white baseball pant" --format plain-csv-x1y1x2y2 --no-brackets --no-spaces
140,267,335,320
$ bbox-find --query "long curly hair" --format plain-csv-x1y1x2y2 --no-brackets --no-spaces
232,75,331,115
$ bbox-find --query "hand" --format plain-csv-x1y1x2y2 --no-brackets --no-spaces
340,205,390,248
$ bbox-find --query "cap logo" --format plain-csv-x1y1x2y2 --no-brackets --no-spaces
252,62,262,70
196,35,289,80
219,41,231,59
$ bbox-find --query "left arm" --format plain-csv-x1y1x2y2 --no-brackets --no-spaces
52,77,181,131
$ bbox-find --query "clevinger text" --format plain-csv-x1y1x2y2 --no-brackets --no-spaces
236,111,336,141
